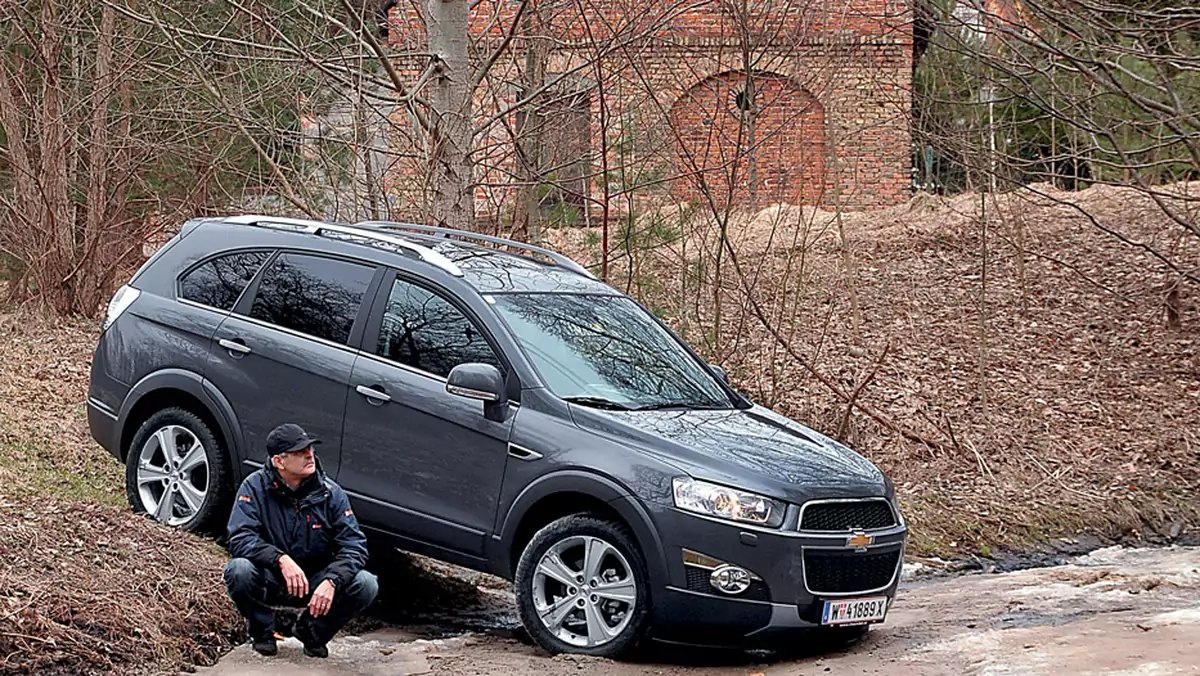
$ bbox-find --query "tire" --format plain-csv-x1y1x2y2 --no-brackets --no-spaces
124,407,232,534
514,514,651,659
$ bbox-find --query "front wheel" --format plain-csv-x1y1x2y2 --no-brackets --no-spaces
514,515,650,659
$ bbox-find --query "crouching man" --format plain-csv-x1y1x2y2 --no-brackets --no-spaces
223,423,378,658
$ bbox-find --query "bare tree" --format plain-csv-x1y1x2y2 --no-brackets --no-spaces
1,0,197,314
914,0,1200,282
424,0,477,229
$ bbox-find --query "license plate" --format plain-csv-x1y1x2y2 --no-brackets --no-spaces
821,596,888,626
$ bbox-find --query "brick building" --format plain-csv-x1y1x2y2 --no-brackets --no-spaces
383,1,913,223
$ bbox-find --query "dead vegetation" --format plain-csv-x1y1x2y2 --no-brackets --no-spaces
0,311,244,675
0,499,243,675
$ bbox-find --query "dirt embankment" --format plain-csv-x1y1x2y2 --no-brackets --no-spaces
0,312,244,675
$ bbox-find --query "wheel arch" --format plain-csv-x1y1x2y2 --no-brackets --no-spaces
117,369,243,468
494,471,668,587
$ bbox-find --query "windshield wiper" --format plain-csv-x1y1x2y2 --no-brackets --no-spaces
562,396,634,411
631,401,728,411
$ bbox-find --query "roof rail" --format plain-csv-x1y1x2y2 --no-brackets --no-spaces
356,220,597,279
220,214,464,277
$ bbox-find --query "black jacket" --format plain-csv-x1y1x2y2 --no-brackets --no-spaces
226,459,368,591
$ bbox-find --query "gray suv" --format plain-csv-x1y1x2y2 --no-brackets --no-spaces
87,214,907,657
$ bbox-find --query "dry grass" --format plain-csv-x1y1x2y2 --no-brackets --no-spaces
0,311,243,675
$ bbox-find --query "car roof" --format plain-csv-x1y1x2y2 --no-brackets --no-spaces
405,235,614,294
195,215,617,295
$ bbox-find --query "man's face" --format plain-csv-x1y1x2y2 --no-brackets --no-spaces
273,446,316,479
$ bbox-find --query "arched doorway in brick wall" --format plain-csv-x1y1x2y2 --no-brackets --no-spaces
668,72,826,206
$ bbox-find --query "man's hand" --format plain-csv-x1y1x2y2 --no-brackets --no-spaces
279,555,309,598
308,579,336,617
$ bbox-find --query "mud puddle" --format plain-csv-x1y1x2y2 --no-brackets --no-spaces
201,545,1200,675
357,538,1184,645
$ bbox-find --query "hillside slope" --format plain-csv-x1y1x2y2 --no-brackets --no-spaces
0,312,243,675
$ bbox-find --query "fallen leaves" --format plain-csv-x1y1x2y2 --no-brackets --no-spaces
0,311,241,675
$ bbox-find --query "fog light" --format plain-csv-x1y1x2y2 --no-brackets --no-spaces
709,564,753,595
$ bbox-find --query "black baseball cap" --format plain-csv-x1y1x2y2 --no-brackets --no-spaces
266,423,322,456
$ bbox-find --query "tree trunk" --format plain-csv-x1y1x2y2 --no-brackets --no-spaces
512,8,545,242
82,2,116,311
40,0,73,313
426,0,474,231
0,58,38,304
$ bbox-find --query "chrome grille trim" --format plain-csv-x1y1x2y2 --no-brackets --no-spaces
796,497,898,533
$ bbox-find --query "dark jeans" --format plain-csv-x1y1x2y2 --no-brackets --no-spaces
222,558,378,645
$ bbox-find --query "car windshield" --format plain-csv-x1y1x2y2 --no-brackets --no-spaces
489,293,733,410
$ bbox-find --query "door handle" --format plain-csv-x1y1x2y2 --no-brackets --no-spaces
219,338,252,356
356,384,391,404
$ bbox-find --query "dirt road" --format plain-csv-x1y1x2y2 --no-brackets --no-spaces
197,546,1200,676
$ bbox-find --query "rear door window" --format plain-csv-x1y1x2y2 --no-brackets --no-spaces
178,250,271,311
246,253,376,345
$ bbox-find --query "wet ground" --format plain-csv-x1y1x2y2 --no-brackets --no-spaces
195,545,1200,676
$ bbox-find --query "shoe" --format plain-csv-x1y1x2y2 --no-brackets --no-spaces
251,634,277,657
293,617,329,659
303,643,329,659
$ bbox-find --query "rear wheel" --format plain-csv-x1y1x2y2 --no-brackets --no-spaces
125,407,231,533
514,515,650,659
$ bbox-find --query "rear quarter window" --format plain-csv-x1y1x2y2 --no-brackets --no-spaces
178,251,272,310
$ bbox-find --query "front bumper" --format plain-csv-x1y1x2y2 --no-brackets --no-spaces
647,503,907,646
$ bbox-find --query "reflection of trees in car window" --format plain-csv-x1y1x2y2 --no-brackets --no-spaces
376,279,501,378
247,254,374,344
179,251,271,310
492,294,727,407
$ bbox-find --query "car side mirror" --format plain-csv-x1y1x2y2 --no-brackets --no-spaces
447,363,508,421
710,364,729,384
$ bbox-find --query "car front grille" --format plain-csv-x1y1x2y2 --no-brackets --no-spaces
684,565,771,602
803,548,900,595
799,500,896,531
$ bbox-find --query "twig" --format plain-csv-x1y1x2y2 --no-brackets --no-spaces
963,435,994,479
836,342,891,442
0,600,35,624
0,632,56,645
942,410,965,457
1021,449,1105,502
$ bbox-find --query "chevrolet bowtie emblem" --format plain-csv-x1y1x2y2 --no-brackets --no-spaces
846,531,873,550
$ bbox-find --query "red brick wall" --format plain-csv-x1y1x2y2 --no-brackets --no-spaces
669,72,827,205
384,0,913,218
389,0,913,45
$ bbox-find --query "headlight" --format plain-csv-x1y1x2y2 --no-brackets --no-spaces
672,477,785,528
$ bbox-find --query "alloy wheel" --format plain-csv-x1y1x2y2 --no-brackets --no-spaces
531,535,638,648
135,424,209,527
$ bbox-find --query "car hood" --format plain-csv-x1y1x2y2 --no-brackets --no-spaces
570,404,886,503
